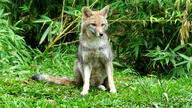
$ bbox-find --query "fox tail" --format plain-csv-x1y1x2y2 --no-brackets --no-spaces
30,74,75,86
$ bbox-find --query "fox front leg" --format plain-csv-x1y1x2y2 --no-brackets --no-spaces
105,61,117,93
81,65,91,95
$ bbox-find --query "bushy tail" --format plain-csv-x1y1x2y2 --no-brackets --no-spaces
30,74,75,86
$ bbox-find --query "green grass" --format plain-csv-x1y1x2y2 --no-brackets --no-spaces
0,46,192,107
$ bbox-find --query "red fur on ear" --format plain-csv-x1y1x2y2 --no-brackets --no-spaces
100,5,110,18
82,7,92,18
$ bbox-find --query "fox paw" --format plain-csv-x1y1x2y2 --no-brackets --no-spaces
80,90,88,95
98,85,106,91
110,88,117,94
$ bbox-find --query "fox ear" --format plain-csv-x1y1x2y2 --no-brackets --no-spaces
100,5,110,18
82,7,92,18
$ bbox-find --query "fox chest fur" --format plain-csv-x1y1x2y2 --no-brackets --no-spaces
76,36,113,86
80,38,112,62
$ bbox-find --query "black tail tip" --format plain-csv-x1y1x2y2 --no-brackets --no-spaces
30,74,41,81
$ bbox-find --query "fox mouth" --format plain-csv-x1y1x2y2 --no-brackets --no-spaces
90,30,96,36
88,28,96,36
88,28,104,37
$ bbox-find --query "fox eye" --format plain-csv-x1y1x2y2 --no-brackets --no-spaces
90,23,96,26
101,24,105,26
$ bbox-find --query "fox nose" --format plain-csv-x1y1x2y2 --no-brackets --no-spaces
99,33,103,36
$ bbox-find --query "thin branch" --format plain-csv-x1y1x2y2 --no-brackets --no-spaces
53,40,79,47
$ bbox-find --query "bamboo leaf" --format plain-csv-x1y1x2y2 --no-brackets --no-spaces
173,45,185,52
178,53,190,60
33,16,52,23
39,23,52,45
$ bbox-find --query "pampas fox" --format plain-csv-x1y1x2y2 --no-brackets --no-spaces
31,5,116,95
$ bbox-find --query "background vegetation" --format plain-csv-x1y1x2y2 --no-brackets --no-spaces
0,0,192,107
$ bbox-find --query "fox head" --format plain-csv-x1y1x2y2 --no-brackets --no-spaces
81,5,110,37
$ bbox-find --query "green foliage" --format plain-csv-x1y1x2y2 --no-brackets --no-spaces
0,0,192,75
0,8,31,73
145,43,192,77
1,0,192,75
0,0,192,107
0,53,192,107
106,0,192,75
1,0,192,107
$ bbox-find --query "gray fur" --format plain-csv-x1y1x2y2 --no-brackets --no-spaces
74,16,114,85
73,5,116,95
